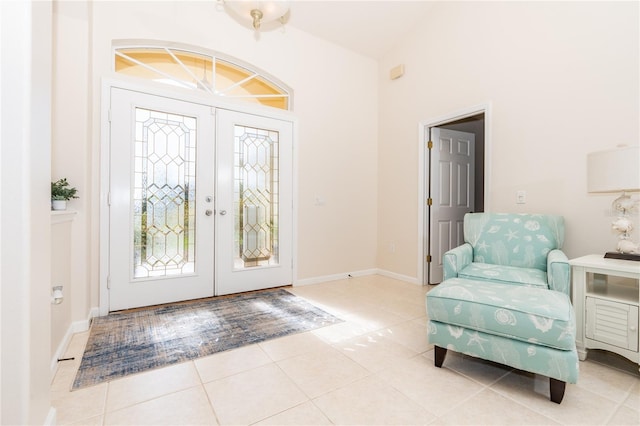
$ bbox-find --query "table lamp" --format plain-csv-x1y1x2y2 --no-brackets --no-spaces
587,145,640,260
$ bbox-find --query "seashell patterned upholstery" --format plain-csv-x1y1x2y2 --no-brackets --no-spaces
426,213,578,404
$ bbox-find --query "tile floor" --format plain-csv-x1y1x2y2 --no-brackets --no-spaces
51,275,640,425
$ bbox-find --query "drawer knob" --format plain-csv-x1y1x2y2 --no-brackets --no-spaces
630,325,637,332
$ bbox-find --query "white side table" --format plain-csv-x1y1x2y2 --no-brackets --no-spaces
570,254,640,372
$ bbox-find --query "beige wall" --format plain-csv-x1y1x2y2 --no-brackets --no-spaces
377,1,639,279
51,217,74,360
1,1,53,424
52,0,92,336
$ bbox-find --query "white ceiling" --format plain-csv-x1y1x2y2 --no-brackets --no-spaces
285,1,436,59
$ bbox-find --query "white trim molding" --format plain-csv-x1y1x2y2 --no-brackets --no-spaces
50,307,99,378
295,269,419,287
295,269,378,286
50,210,77,224
376,269,420,285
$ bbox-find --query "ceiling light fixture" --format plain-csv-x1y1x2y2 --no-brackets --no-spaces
223,0,290,31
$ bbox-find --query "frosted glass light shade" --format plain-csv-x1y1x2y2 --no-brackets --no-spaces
587,145,640,193
224,0,289,29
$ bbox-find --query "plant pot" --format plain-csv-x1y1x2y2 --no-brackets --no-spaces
52,200,67,211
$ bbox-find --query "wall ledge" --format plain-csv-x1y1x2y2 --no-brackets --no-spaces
51,210,77,224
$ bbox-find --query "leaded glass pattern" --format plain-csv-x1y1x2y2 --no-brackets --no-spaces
133,108,197,278
234,125,279,268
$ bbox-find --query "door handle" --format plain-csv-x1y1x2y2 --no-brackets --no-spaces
219,210,227,216
205,209,213,216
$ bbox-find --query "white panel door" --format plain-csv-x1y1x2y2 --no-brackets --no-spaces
215,109,293,295
109,88,215,311
428,128,475,284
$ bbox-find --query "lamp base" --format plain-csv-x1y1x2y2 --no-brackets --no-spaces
604,251,640,261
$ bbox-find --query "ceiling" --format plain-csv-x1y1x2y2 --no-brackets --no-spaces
284,1,436,60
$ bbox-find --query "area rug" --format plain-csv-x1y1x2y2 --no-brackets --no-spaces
72,288,342,390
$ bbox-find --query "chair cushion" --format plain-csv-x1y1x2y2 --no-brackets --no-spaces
459,262,548,289
426,278,575,350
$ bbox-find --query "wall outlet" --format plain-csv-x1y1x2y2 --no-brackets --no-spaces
516,190,526,204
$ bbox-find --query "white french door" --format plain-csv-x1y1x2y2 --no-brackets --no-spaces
107,88,294,311
215,109,293,295
109,89,215,311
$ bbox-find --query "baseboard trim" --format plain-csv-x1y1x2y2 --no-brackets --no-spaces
376,269,420,285
50,323,75,378
44,407,57,426
295,269,378,286
50,307,99,378
294,269,420,286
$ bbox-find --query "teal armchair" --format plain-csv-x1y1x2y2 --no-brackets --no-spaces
442,212,571,295
427,213,578,403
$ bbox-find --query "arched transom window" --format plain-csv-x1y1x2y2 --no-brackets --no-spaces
114,41,291,110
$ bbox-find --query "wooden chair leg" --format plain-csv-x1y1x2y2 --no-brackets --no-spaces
549,378,566,404
434,346,447,368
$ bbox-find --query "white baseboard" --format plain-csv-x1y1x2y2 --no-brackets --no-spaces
295,268,378,286
50,323,75,377
73,306,100,332
50,306,99,378
294,269,421,286
376,269,420,285
44,407,56,426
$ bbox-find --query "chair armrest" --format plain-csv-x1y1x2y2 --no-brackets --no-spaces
547,249,570,295
442,243,473,280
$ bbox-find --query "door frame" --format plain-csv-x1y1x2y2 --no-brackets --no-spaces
417,102,492,286
99,77,298,315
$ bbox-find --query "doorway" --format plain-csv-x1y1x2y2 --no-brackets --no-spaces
418,105,490,285
103,86,295,312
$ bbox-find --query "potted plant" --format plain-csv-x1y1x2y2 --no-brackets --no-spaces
51,178,78,211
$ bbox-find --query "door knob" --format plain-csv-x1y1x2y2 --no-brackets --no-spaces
205,209,213,216
219,210,227,216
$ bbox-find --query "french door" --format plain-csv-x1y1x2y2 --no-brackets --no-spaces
215,110,293,295
108,88,293,311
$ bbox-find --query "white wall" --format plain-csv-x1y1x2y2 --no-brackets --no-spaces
1,1,54,424
378,1,639,279
52,0,379,315
51,216,74,362
52,0,92,338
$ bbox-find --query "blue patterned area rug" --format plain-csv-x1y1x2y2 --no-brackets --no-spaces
72,288,341,390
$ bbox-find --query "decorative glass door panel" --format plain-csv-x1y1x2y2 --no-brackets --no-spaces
234,125,279,269
133,108,197,278
109,88,214,311
216,109,293,295
107,88,294,309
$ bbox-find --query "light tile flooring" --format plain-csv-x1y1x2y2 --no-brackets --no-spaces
52,275,640,425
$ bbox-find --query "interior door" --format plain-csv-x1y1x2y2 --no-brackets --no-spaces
215,109,293,295
428,128,475,284
109,88,215,311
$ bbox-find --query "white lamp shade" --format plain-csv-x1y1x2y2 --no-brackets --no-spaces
587,145,640,193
